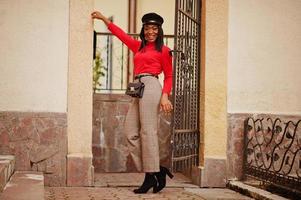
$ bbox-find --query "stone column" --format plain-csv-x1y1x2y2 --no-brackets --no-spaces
193,0,229,188
67,0,94,186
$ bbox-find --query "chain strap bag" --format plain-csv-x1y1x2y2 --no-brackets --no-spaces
125,78,145,98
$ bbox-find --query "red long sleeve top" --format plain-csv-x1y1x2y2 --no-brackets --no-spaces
107,22,173,94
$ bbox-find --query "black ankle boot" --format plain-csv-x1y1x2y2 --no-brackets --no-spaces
133,173,158,194
153,166,174,193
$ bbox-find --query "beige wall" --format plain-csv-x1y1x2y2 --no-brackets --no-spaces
202,0,228,158
0,0,69,112
137,0,175,35
94,0,128,32
228,0,301,114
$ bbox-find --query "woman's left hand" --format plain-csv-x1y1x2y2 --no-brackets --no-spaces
160,93,173,114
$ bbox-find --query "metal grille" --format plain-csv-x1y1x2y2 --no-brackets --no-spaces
244,117,301,194
171,0,201,172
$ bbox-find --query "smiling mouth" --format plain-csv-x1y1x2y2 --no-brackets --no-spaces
147,35,156,40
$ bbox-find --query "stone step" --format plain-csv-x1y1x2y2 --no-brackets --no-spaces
0,155,15,192
228,180,290,200
0,171,44,200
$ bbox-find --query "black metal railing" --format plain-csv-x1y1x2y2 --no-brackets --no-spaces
94,32,175,93
244,117,301,194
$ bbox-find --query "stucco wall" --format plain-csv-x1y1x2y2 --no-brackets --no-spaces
66,0,94,187
0,0,69,112
228,0,301,114
202,0,228,158
68,0,93,155
94,0,128,32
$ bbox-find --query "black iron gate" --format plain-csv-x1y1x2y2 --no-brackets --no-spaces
171,0,201,172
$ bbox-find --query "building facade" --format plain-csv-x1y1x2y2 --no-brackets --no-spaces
0,0,300,188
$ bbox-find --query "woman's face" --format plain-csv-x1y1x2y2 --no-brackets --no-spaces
143,24,159,42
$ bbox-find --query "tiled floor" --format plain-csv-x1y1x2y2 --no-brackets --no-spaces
94,173,198,188
45,187,205,200
44,173,254,200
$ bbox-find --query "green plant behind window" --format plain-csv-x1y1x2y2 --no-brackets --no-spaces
93,50,106,93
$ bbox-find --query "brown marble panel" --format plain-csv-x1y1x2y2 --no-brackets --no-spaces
0,112,67,186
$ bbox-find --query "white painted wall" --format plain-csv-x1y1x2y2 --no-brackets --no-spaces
228,0,301,114
0,0,69,112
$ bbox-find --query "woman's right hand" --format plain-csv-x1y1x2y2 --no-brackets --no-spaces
160,93,173,114
91,11,104,20
91,11,111,25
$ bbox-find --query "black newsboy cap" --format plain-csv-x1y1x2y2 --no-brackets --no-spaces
142,12,164,25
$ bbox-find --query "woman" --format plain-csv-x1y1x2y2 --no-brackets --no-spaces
91,11,173,193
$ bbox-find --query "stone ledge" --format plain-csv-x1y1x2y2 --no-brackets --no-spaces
228,180,289,200
0,155,15,192
0,165,6,192
0,171,44,200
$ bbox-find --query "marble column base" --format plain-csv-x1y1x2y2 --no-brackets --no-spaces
192,157,226,187
67,154,94,186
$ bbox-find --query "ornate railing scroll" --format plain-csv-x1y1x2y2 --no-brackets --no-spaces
244,117,301,193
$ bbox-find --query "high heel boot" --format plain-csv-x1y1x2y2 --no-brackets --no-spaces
133,173,158,194
153,166,174,193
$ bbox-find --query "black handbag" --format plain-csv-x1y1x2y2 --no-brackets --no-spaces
125,79,145,98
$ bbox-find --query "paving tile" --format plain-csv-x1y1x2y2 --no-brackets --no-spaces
3,172,263,200
94,173,254,200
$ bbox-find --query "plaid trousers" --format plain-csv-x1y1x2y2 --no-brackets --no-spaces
124,76,162,172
